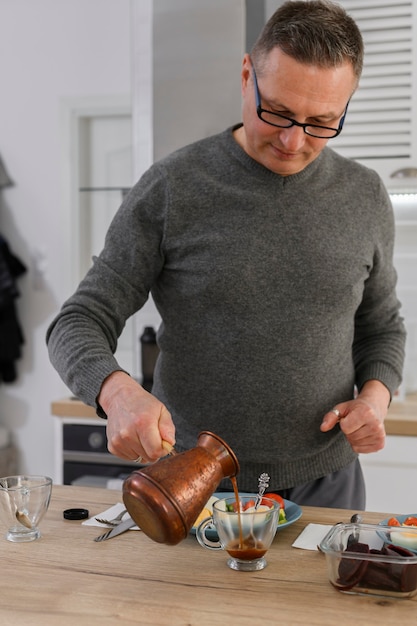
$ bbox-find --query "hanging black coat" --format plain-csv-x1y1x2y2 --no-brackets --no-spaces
0,233,26,382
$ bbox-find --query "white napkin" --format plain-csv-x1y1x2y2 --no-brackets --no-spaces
292,523,333,551
82,502,140,530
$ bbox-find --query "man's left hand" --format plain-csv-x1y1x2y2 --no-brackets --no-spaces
320,380,391,453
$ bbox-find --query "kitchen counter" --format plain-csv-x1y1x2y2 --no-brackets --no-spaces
52,392,417,436
0,484,415,625
385,392,417,436
51,397,97,419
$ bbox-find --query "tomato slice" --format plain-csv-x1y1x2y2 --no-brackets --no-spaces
387,517,401,526
403,516,417,526
261,493,285,509
242,499,256,511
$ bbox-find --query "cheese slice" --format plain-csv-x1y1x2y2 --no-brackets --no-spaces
193,507,212,527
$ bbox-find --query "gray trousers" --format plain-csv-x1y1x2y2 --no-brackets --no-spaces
277,458,366,510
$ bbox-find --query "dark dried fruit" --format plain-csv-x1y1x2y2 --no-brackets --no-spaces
337,542,370,589
336,541,417,594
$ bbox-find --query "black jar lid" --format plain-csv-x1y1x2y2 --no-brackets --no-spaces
63,508,89,520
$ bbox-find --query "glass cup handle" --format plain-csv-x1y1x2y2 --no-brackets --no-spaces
196,516,222,550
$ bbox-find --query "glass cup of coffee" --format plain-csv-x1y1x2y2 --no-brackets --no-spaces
0,475,52,542
196,496,279,571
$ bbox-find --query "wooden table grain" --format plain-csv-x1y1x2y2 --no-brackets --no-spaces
0,485,415,625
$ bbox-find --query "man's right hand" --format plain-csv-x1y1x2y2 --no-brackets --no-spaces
97,371,176,463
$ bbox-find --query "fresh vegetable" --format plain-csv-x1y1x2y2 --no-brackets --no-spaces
387,515,417,528
261,493,285,510
224,494,288,524
261,493,287,523
225,499,256,513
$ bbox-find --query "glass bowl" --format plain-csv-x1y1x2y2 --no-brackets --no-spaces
319,522,417,599
0,475,52,542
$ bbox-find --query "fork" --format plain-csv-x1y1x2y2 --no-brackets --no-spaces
95,508,127,526
93,517,136,542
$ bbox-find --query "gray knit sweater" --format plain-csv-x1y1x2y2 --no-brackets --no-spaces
47,125,406,492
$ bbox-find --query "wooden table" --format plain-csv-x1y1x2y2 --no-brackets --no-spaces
1,485,415,625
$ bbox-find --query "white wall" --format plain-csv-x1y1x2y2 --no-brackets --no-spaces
152,0,244,161
0,0,131,478
361,436,417,513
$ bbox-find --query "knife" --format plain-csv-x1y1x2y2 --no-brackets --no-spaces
94,516,138,542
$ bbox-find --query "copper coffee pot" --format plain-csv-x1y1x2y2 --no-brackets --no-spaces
122,431,240,545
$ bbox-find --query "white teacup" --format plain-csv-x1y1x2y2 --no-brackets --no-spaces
196,496,279,571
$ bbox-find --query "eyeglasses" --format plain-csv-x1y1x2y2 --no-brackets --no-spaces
252,66,349,139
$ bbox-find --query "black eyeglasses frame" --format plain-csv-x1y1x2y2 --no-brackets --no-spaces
252,65,350,139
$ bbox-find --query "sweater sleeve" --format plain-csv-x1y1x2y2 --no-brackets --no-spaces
46,165,168,408
352,178,406,396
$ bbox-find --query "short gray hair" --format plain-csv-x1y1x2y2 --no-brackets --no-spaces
251,0,364,83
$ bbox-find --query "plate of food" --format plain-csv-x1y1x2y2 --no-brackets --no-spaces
191,492,302,537
379,514,417,553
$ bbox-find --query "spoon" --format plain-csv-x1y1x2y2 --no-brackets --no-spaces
334,513,363,526
15,510,32,529
347,513,362,546
317,513,363,552
254,472,270,510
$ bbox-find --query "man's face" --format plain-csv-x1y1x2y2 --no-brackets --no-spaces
235,48,357,176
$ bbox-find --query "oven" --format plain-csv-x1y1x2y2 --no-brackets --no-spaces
62,422,140,488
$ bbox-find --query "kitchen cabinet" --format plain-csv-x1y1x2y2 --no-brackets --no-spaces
51,399,140,487
361,435,417,514
360,392,417,513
